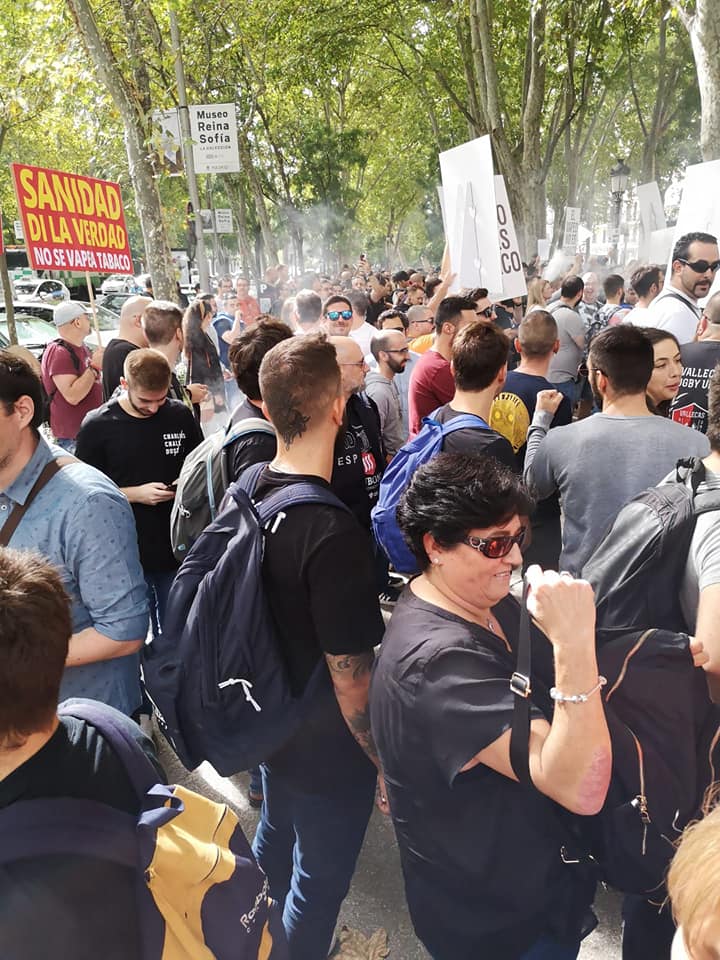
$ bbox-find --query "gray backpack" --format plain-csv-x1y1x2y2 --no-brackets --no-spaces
170,416,275,561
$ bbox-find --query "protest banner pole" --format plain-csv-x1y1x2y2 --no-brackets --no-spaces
84,270,102,346
0,211,17,346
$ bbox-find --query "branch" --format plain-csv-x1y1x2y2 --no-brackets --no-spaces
622,13,648,137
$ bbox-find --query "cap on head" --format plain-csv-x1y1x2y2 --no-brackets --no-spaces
53,301,87,327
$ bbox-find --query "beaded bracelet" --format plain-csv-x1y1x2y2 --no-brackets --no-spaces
550,676,607,703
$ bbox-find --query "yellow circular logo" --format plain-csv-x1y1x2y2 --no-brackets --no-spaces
490,393,530,453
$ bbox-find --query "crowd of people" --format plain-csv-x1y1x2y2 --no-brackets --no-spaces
2,232,720,959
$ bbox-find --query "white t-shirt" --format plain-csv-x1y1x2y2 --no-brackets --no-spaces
622,305,651,326
640,289,700,343
350,322,377,356
677,470,720,629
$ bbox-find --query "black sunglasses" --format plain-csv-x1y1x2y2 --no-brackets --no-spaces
476,306,494,318
326,310,353,321
463,527,527,559
677,258,720,274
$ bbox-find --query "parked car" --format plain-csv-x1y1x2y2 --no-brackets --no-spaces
0,314,58,360
100,274,138,295
95,292,130,316
13,278,70,304
0,300,119,348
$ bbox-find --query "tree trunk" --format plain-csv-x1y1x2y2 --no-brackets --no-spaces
65,0,176,301
683,0,720,159
237,133,279,266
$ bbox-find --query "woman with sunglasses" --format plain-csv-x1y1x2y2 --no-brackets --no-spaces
370,452,610,960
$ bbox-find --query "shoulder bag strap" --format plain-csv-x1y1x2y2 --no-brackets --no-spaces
509,579,533,786
0,459,63,548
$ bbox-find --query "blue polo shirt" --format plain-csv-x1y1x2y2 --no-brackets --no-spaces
0,435,149,715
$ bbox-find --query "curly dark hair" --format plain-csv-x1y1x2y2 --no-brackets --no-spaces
397,452,534,569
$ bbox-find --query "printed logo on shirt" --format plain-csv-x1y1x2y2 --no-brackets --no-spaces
362,452,377,477
163,430,187,456
490,393,530,453
671,401,706,431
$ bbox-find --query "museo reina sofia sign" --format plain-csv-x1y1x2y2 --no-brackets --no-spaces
11,163,133,274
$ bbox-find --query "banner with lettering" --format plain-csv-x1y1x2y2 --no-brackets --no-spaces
11,163,133,274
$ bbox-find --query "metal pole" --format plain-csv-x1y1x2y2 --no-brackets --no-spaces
169,9,210,294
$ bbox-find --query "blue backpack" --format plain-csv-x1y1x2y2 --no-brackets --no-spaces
0,699,287,960
144,460,350,776
371,412,489,573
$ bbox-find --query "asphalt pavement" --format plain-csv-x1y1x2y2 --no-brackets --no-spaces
158,737,623,959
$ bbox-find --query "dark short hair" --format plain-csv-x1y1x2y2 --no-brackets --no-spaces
294,289,322,328
123,348,172,391
673,232,718,263
392,270,409,283
0,349,43,429
347,290,369,317
323,295,352,315
589,325,653,395
642,326,681,352
425,277,442,298
461,287,489,302
434,295,476,334
142,300,183,346
561,275,584,300
228,319,293,400
397,452,534,569
452,322,509,391
377,308,409,331
259,334,340,448
707,363,720,454
518,310,558,358
630,265,662,298
604,274,625,299
0,549,71,743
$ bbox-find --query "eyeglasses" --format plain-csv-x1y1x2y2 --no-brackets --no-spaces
385,347,410,354
463,527,527,559
476,306,495,318
340,360,367,368
326,310,353,321
677,258,720,274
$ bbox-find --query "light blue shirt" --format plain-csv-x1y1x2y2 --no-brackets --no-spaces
0,435,149,714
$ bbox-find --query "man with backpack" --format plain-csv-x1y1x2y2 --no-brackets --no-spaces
250,335,385,959
40,301,104,453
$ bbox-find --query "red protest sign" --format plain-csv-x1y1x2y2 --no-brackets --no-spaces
11,163,133,275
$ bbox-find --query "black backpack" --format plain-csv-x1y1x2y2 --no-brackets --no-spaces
581,458,720,633
40,338,81,424
510,593,720,897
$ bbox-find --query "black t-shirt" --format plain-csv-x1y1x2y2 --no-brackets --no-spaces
252,467,384,790
434,403,518,471
370,590,595,960
0,713,164,960
76,398,203,571
331,392,385,529
226,397,277,483
102,339,138,401
670,340,720,434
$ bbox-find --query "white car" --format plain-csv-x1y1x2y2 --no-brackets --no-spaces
13,278,70,304
100,274,137,295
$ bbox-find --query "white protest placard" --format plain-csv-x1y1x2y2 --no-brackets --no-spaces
562,207,581,253
189,103,240,174
648,227,674,265
666,159,720,299
150,109,183,174
636,182,666,259
215,209,233,233
13,219,23,241
537,238,551,260
439,136,502,292
490,175,527,300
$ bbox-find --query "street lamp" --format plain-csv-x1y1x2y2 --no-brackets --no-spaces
609,158,631,261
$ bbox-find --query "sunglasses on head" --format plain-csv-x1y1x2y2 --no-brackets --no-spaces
463,527,527,559
476,306,494,318
677,258,720,274
327,310,353,321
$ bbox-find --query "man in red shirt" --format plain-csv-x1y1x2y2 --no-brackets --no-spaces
235,276,261,325
407,295,477,436
40,301,104,453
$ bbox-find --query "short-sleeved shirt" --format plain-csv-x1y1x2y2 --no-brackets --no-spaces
40,339,102,440
102,339,137,401
670,340,720,434
226,397,277,483
408,349,455,436
331,392,385,530
76,398,203,572
0,436,149,714
0,707,164,960
252,468,384,791
641,289,701,344
546,304,585,384
349,322,377,357
490,370,572,467
674,469,720,629
408,332,433,354
433,404,517,471
370,590,595,959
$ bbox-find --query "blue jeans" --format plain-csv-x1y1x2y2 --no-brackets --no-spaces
253,752,375,959
144,570,177,643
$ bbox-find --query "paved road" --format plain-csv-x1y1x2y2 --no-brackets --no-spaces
159,739,623,958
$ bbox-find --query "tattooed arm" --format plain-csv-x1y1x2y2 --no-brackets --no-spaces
325,651,380,770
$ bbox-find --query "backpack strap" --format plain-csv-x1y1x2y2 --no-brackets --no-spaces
58,700,160,798
509,580,533,786
235,460,270,498
654,291,701,319
0,456,75,547
425,411,490,435
255,483,350,529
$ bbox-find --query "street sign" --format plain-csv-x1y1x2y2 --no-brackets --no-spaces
189,103,241,174
215,208,233,233
562,207,581,253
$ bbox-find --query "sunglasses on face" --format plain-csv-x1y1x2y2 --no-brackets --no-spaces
463,526,527,559
476,306,495,318
677,258,720,274
326,310,353,321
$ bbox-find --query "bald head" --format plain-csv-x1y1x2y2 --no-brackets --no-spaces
119,295,152,346
329,335,367,397
705,291,720,325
